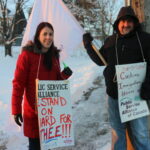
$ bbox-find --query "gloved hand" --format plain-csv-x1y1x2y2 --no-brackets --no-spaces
140,81,150,100
14,114,23,126
63,67,73,76
83,33,93,47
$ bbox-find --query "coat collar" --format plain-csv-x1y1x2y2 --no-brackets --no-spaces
23,45,46,54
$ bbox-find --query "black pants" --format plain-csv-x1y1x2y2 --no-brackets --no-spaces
28,138,40,150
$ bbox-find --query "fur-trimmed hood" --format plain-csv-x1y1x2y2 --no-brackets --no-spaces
22,45,46,54
22,44,60,58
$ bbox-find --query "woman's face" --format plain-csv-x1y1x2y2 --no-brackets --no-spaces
38,26,54,52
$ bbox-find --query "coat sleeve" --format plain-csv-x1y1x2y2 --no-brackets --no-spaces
84,40,108,66
59,70,71,80
139,32,150,100
11,51,30,115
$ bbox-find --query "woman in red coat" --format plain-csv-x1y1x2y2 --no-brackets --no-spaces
11,22,72,150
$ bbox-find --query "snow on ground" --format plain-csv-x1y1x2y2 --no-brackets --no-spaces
0,46,111,150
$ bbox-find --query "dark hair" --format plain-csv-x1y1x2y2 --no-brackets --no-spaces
34,22,60,70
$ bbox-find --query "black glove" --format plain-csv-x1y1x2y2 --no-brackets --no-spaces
83,33,93,47
63,67,73,76
140,81,150,100
14,114,23,126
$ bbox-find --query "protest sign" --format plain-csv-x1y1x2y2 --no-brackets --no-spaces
116,62,150,123
36,80,74,149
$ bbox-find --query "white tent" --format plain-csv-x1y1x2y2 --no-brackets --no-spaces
21,0,84,61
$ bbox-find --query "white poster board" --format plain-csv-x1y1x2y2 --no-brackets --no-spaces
36,80,74,149
116,62,150,123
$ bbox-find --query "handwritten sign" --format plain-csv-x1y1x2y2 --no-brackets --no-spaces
116,62,149,123
36,80,74,149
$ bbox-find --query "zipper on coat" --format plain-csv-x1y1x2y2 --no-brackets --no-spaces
122,45,125,52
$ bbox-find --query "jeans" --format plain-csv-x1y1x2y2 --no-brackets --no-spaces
108,96,150,150
28,138,40,150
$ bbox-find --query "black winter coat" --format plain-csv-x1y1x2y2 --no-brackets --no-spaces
85,31,150,99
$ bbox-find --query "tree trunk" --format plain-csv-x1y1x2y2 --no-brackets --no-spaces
125,0,131,6
5,43,12,57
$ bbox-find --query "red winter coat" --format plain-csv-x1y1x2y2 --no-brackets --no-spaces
12,49,69,138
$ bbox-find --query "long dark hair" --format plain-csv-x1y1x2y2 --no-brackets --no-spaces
34,22,60,70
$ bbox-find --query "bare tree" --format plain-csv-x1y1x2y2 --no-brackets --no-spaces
0,0,27,56
98,0,117,42
64,0,117,42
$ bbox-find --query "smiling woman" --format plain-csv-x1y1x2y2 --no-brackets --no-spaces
38,27,54,52
11,22,73,150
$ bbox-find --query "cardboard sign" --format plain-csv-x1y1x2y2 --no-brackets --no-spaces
116,62,150,123
36,80,74,149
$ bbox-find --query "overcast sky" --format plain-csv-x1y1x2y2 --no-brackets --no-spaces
7,0,125,22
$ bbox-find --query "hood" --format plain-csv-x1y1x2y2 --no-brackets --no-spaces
22,45,43,54
22,44,60,58
113,6,139,31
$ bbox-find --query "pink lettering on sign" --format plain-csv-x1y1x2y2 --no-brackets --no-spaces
60,114,72,123
60,114,72,138
62,124,71,138
41,107,53,115
40,126,61,141
40,115,56,127
39,97,67,107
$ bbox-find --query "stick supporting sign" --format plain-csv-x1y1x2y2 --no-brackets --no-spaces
36,80,74,150
116,62,150,123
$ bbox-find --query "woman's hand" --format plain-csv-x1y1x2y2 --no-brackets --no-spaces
14,114,23,126
63,67,73,76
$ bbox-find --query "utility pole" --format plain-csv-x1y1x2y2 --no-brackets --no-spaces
125,0,144,23
125,0,131,6
144,0,150,32
130,0,150,32
131,0,144,23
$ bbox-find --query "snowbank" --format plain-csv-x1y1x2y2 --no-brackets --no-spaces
0,46,111,150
